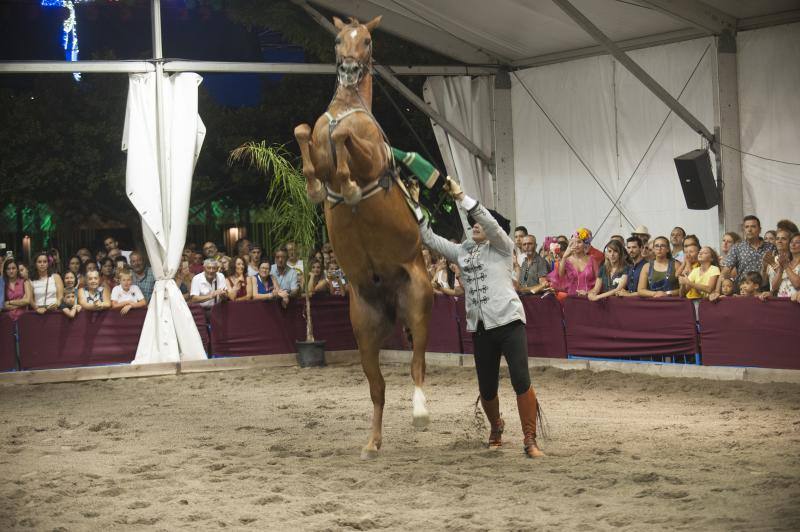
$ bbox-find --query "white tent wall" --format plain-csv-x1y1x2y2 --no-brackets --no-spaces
738,22,800,230
423,76,495,209
511,37,718,248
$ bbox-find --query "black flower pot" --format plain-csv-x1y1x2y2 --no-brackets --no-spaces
295,340,326,368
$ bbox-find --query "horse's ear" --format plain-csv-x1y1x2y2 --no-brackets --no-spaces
333,16,345,30
365,15,382,33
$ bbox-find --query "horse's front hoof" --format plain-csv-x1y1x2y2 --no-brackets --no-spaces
307,180,326,204
412,412,430,429
360,446,379,460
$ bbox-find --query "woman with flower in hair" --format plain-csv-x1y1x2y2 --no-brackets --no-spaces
548,227,597,300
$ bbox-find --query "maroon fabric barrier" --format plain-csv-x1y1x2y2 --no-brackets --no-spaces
383,295,462,353
210,300,298,356
699,298,800,369
305,296,358,351
17,309,147,369
456,296,566,357
189,304,210,351
0,314,16,371
520,295,567,358
564,296,697,357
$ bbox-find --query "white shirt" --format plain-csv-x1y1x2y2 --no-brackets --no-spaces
111,284,144,304
31,275,58,307
190,272,227,308
287,259,304,273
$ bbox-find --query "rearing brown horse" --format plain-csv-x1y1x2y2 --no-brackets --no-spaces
293,16,433,459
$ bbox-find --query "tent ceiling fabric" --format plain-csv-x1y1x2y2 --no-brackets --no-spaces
308,0,800,65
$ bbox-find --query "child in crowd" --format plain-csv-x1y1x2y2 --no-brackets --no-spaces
111,269,146,316
738,271,764,298
59,291,81,319
327,261,348,296
719,277,736,297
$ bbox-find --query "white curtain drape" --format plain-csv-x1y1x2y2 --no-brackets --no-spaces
122,72,207,364
738,22,800,228
423,76,495,209
510,38,717,247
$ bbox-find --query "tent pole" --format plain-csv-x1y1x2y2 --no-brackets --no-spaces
552,0,715,145
151,0,170,237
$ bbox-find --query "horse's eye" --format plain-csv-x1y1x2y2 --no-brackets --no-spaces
364,38,371,46
335,37,342,45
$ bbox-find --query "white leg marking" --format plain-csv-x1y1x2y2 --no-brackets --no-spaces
412,386,430,428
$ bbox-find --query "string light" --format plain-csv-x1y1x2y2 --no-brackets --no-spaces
41,0,97,81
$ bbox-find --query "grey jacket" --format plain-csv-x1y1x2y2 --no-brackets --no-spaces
419,197,525,332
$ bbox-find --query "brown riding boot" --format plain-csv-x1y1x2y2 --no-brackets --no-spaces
480,395,504,449
516,387,545,458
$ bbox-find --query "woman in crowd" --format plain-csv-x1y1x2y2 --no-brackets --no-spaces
30,252,63,314
588,240,628,301
304,259,329,297
18,262,29,281
720,231,740,264
226,256,252,301
251,260,278,301
175,260,193,301
49,248,63,275
637,236,680,297
99,257,116,290
680,246,720,301
2,259,32,320
219,255,232,279
433,259,464,297
765,230,800,298
66,255,84,288
764,230,777,246
62,270,79,301
421,247,435,281
79,270,111,311
548,227,597,299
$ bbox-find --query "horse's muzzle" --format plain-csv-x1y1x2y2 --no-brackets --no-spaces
337,59,363,87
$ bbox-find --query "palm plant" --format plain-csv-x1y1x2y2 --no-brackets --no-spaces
228,142,322,343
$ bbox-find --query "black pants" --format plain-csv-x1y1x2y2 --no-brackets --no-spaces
472,320,531,400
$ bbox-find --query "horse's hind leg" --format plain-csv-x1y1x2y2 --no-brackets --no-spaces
330,127,362,205
398,262,434,428
293,124,326,204
350,292,393,459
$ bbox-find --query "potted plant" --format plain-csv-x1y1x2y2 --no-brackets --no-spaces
228,142,325,367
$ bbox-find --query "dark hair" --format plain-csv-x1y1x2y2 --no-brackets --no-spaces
743,270,763,286
777,219,799,234
514,226,528,235
743,215,761,227
765,230,777,239
723,231,741,244
684,234,700,247
603,239,629,273
274,246,288,258
30,252,52,281
626,236,643,247
2,258,19,284
672,226,686,238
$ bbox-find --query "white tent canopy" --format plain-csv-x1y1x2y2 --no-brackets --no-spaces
122,72,208,364
309,0,800,244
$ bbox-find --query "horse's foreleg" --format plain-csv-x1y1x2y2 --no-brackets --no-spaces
350,292,393,459
330,127,362,205
294,124,326,204
398,263,434,428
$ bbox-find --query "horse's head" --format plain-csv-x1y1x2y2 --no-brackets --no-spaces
333,15,382,87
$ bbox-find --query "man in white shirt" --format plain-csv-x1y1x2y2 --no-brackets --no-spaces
190,259,228,308
103,234,132,262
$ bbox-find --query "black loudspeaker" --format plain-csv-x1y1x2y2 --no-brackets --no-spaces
674,149,719,210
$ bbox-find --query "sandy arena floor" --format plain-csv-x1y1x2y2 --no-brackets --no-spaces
1,362,799,531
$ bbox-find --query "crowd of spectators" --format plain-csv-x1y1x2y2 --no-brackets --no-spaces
2,214,799,324
0,235,349,321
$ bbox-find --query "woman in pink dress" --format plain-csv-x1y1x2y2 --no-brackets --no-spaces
2,259,32,320
548,228,597,300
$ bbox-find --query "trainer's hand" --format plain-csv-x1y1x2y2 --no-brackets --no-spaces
408,180,420,203
443,176,464,201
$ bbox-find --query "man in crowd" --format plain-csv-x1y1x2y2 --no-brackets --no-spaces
271,247,299,299
514,234,550,295
713,215,776,298
620,236,646,296
103,234,132,261
631,225,650,248
129,251,155,302
513,226,528,267
202,241,222,262
190,258,228,309
248,244,262,277
286,241,304,273
670,226,686,263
